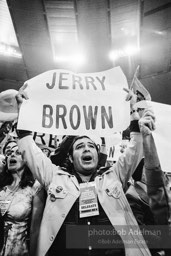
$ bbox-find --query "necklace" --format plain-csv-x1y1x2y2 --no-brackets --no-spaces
3,183,19,197
0,184,20,216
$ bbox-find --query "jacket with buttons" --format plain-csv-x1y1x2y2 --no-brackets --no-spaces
18,132,151,256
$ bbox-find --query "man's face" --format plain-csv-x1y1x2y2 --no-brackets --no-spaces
71,137,98,176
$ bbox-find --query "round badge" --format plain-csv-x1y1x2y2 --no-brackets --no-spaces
56,186,63,193
50,194,56,202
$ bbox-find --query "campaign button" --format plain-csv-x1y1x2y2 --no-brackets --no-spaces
50,194,56,202
106,188,112,196
56,186,63,193
50,236,54,241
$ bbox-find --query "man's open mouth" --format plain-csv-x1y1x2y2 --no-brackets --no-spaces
82,155,92,162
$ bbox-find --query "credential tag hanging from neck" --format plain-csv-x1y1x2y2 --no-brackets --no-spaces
79,181,99,218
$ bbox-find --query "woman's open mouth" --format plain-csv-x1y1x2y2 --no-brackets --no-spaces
9,159,17,165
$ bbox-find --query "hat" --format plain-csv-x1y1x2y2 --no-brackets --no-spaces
0,89,18,123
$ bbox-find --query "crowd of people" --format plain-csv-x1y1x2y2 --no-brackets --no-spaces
0,87,170,256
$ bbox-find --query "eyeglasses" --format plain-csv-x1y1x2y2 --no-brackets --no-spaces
5,149,22,157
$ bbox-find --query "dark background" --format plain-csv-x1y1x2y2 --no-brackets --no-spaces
0,0,171,105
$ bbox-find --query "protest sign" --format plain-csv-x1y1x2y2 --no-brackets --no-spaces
135,100,171,173
17,67,130,137
148,101,171,173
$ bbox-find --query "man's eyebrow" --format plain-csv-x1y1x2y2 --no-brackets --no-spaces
87,142,95,146
74,140,95,149
75,142,84,148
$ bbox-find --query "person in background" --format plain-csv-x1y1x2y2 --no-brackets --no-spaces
126,158,165,256
141,119,171,256
37,144,52,158
0,141,18,190
2,140,18,157
0,211,4,253
0,156,5,252
0,155,5,175
0,122,13,145
0,154,6,189
3,140,46,256
123,90,170,255
0,143,42,256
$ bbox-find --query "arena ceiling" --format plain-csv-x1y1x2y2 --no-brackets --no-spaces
0,0,171,104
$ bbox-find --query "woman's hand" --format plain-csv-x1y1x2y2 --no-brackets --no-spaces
123,88,139,120
123,87,137,107
15,83,29,111
138,108,156,136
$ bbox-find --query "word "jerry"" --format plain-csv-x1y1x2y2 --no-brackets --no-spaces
46,72,106,90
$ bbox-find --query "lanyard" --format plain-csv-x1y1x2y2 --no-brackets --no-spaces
79,181,99,218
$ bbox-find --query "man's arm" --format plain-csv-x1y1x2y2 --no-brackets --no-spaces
113,120,143,190
114,107,157,191
18,134,59,188
16,86,61,188
141,130,171,226
113,89,144,188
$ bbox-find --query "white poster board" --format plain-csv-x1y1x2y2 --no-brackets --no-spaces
135,100,171,173
17,67,130,137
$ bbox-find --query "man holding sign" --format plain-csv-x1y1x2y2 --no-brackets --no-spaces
16,67,130,137
14,80,157,256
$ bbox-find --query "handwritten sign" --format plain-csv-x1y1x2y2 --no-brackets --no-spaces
135,100,171,173
17,67,130,136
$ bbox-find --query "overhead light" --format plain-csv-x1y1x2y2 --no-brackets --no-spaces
124,45,140,56
121,27,136,36
55,34,65,43
109,50,123,61
154,30,165,35
0,0,20,51
109,45,140,61
54,52,86,66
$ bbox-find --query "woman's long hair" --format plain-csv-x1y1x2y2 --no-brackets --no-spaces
0,210,4,251
0,159,34,189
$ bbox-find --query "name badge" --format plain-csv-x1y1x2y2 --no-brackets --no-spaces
79,182,99,218
0,200,11,216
